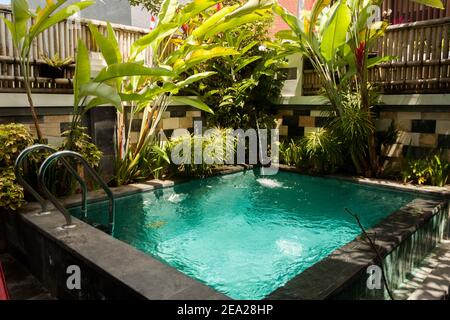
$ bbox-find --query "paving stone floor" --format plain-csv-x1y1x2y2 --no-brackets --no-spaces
0,253,54,300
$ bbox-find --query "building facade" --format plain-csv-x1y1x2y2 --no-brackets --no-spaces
30,0,153,29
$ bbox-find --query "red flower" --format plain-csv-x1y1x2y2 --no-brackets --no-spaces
393,16,405,25
216,3,223,11
355,41,366,71
182,24,189,34
149,16,156,30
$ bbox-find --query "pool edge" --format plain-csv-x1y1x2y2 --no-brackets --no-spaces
5,165,449,300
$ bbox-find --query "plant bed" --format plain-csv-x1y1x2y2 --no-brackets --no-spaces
39,64,65,79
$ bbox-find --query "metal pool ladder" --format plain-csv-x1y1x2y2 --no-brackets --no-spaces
14,145,115,232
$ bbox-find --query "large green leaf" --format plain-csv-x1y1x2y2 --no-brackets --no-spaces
204,8,272,39
309,0,331,36
367,56,396,69
190,4,239,40
235,56,262,73
31,1,94,38
411,0,444,9
178,47,239,72
79,83,122,111
178,0,221,25
170,96,214,114
157,0,178,25
89,23,120,66
175,72,216,88
120,83,179,103
131,23,178,59
226,0,273,19
74,40,91,109
95,63,176,82
29,0,65,39
3,0,31,48
106,22,122,63
272,3,304,39
320,3,351,62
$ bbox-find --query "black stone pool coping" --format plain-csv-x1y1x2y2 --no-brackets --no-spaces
14,165,449,300
269,165,449,300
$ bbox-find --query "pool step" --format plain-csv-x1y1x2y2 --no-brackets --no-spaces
407,242,450,300
393,250,442,299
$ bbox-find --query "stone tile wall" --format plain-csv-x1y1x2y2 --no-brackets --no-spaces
276,107,450,161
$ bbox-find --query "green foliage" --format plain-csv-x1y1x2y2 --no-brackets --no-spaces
113,142,170,186
428,154,450,187
166,128,236,178
303,128,343,174
83,0,273,185
187,0,286,130
128,0,164,14
329,91,376,174
0,167,25,211
0,123,34,167
61,127,102,168
0,124,33,212
279,139,304,167
278,129,343,174
273,0,443,177
41,53,73,68
401,152,449,186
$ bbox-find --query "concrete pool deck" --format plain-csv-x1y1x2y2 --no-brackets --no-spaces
3,165,450,300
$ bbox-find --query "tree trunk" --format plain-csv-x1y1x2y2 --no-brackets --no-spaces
23,70,44,142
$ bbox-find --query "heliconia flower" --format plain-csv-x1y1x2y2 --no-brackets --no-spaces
355,41,366,71
216,3,223,11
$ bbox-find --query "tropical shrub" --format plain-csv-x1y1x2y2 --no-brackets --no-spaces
0,123,34,167
3,0,94,141
401,152,449,186
279,139,304,167
187,0,286,130
61,127,102,169
0,123,34,212
428,154,450,187
303,128,343,174
272,0,444,177
166,128,236,178
83,0,274,185
0,167,25,211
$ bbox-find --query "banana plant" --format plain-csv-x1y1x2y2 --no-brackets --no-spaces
2,0,94,142
83,0,274,185
272,0,444,177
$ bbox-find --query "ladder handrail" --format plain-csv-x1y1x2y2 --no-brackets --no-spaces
38,150,115,231
14,145,88,217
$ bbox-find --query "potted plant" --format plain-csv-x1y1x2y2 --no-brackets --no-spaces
40,53,73,79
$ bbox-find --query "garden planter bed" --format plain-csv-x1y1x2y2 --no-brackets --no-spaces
3,166,449,300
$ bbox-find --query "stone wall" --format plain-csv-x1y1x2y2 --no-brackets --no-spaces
0,107,75,146
276,105,450,162
127,107,204,146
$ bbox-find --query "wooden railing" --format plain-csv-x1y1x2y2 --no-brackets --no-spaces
381,0,450,24
303,17,450,95
0,5,152,93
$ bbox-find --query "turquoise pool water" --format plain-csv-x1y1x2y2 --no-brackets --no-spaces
71,170,417,300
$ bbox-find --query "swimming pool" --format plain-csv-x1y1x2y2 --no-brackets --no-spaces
71,169,418,300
